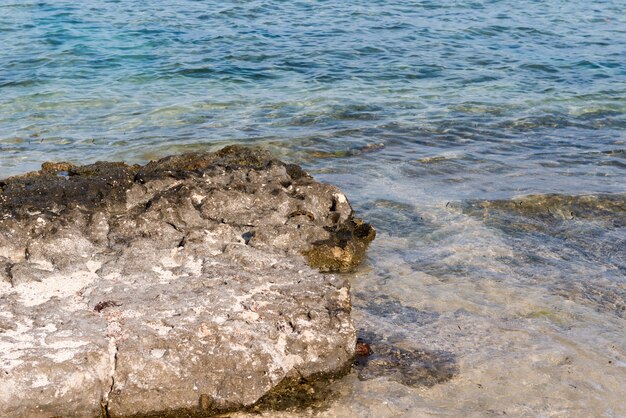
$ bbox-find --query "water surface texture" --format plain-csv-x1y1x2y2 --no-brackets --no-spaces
1,0,625,416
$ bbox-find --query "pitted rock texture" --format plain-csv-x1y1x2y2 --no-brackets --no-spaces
0,146,375,417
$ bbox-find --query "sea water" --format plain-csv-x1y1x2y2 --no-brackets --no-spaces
1,0,625,416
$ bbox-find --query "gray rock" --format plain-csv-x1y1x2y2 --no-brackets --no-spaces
0,146,374,417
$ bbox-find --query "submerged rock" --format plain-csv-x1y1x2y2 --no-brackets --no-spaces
457,193,626,318
0,146,374,417
458,193,626,231
354,331,458,387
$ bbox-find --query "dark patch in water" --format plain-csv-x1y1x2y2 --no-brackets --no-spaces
554,281,626,319
459,194,626,229
358,199,435,238
355,293,440,326
354,331,458,387
457,193,626,318
306,142,385,159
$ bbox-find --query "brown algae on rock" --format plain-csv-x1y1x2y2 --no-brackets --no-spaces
303,219,376,273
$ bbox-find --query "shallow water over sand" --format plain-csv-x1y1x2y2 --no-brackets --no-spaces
293,156,625,417
1,0,625,415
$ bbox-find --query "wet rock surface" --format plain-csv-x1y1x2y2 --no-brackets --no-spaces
0,146,374,417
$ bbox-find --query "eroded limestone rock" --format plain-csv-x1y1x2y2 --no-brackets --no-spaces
0,146,374,417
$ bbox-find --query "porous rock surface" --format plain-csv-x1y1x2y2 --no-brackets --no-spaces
0,146,375,417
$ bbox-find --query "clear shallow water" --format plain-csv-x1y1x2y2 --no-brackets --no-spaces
1,0,625,416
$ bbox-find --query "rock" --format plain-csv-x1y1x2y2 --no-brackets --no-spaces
0,146,375,417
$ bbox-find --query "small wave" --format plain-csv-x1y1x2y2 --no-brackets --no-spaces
0,78,42,89
519,63,560,74
175,66,278,81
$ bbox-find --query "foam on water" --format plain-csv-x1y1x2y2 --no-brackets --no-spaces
1,0,625,415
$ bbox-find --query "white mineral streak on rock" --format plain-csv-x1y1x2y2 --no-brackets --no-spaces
85,260,101,273
0,321,34,370
15,271,96,307
334,192,347,204
31,374,50,388
151,265,178,283
150,348,167,359
191,193,205,204
31,260,54,271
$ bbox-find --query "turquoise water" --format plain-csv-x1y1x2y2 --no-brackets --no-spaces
2,1,626,416
1,0,625,192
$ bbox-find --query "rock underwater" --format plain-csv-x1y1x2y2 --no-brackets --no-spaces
0,146,375,417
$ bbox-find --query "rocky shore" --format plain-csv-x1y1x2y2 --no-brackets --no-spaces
0,146,375,417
